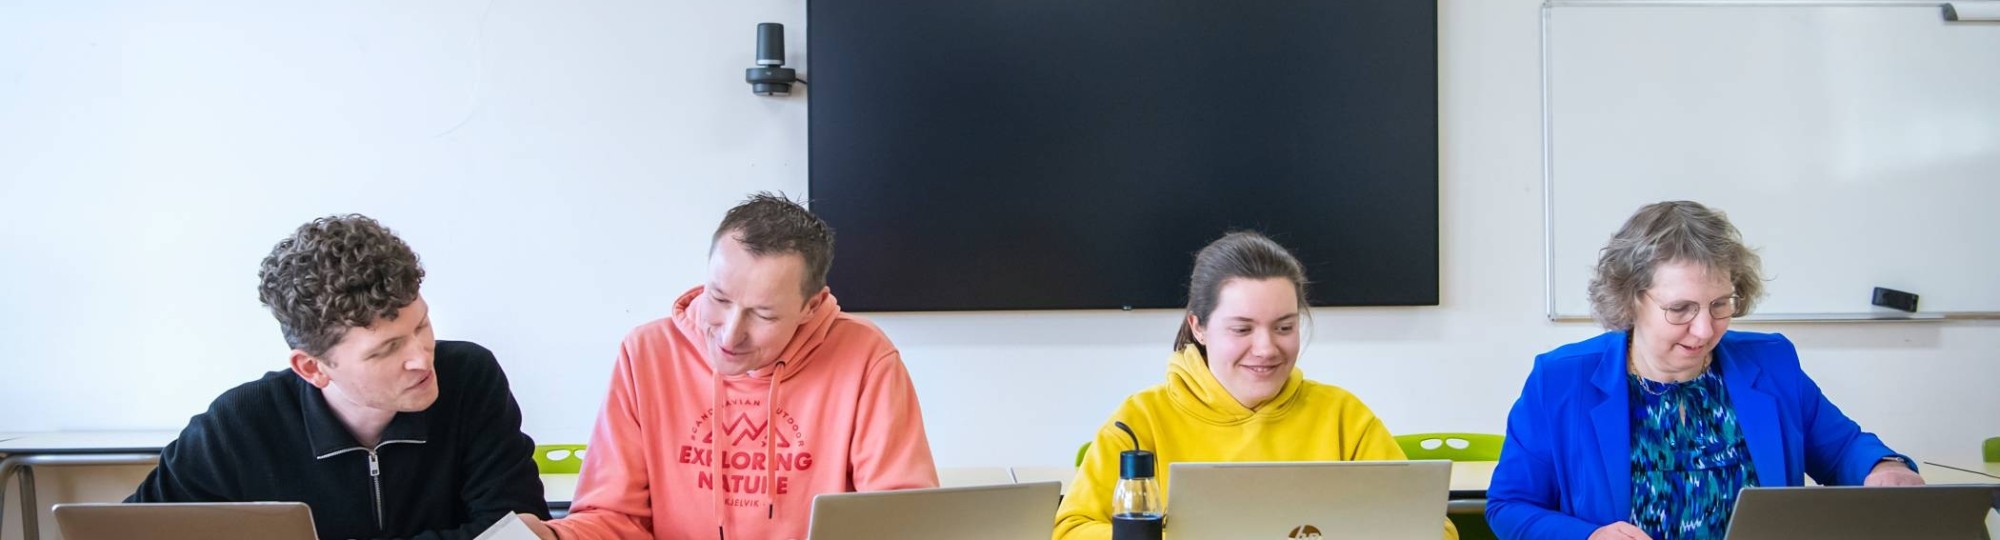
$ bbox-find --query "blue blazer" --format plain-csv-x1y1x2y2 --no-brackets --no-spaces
1485,330,1909,540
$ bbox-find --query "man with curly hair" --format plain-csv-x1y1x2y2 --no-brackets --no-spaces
128,214,550,539
530,192,938,540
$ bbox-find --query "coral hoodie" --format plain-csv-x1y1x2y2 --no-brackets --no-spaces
1052,345,1457,540
551,286,938,540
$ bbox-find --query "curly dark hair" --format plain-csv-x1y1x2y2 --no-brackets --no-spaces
257,214,425,359
710,192,835,299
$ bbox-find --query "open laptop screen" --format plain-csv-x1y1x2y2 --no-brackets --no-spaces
1164,460,1450,539
55,502,317,540
808,481,1061,540
1722,485,1998,540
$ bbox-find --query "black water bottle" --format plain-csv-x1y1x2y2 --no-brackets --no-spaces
1109,421,1163,540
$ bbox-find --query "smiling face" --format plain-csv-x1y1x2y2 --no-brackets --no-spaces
1188,277,1303,410
1628,261,1735,381
700,234,822,376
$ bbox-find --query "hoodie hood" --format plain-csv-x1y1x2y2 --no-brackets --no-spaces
670,285,841,383
546,286,938,540
669,284,846,535
1165,344,1307,425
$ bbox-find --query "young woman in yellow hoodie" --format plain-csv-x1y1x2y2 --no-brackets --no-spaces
1052,231,1456,540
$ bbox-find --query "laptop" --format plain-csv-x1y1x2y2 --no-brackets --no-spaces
1164,460,1451,539
1722,485,1999,539
807,481,1061,540
54,502,317,540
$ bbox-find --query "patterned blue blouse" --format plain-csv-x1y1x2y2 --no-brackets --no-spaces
1627,367,1759,540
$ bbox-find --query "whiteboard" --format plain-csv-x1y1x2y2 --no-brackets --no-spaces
1542,0,2000,320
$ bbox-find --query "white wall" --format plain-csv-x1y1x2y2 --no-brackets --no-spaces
2,0,1995,489
0,0,809,451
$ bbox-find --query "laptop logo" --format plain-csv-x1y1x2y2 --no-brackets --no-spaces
1287,524,1323,538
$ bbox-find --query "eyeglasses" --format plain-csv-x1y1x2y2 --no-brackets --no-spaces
1645,291,1739,325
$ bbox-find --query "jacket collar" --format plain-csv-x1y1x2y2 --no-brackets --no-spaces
298,376,431,458
1717,337,1781,487
1588,330,1780,518
1588,332,1635,518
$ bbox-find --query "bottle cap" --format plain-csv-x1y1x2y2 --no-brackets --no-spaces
1120,449,1155,479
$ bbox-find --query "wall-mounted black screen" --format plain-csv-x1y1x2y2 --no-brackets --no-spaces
809,0,1438,311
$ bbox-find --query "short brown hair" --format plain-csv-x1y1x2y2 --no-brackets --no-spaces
1173,231,1311,353
257,214,425,358
710,192,835,299
1588,201,1764,329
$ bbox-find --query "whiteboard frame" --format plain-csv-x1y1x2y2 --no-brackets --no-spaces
1537,0,2000,323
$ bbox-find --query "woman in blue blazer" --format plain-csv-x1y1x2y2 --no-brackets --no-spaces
1487,201,1923,540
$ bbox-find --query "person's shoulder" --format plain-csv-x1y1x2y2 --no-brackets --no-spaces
622,316,678,344
432,340,523,401
828,312,895,347
1126,381,1174,402
815,312,900,368
1532,331,1623,379
434,340,499,372
1719,330,1804,373
611,316,695,368
1298,378,1362,404
207,369,301,416
1102,385,1176,436
1296,380,1385,417
182,369,300,446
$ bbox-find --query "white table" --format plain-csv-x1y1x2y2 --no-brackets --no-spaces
1009,466,1077,494
537,462,1496,515
0,431,178,540
543,474,577,513
1919,460,2000,485
0,431,585,535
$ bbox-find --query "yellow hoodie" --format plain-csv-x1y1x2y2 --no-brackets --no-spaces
1052,345,1457,540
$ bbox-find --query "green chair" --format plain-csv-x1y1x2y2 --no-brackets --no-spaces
1075,442,1091,467
1395,433,1504,462
1395,433,1504,540
534,444,588,474
1984,437,2000,463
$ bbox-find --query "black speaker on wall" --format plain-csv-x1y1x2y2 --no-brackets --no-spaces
809,0,1439,312
746,22,797,96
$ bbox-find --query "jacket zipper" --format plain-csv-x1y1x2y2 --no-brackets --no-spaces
367,449,384,530
319,441,424,535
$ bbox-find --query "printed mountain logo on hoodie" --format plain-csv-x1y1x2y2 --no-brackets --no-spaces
703,412,795,448
677,404,815,504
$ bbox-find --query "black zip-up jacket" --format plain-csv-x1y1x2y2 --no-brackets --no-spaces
128,340,551,539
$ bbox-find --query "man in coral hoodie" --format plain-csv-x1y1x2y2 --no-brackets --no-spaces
526,192,939,540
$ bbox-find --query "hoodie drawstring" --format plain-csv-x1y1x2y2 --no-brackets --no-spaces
712,367,726,540
713,360,788,538
766,360,785,521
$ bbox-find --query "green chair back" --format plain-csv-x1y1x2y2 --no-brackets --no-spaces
1395,432,1503,462
1076,442,1091,468
1397,433,1505,540
1984,437,2000,463
535,444,588,474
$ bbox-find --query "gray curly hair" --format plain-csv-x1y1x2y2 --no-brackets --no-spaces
1587,201,1763,329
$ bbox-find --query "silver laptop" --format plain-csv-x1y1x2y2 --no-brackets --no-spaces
1164,460,1451,540
807,481,1060,540
1722,485,1998,539
54,502,317,540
